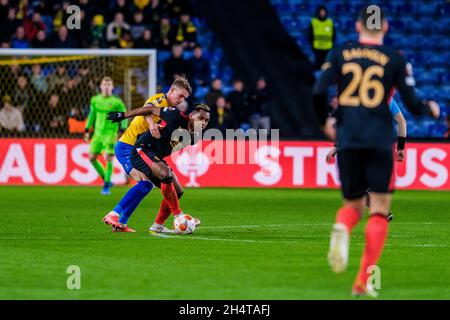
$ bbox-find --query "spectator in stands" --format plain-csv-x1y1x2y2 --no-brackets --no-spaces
47,65,70,93
0,63,21,97
31,30,51,48
155,15,174,50
30,64,48,94
135,28,157,48
213,95,237,132
205,78,224,110
89,14,107,48
0,0,8,21
11,26,29,49
68,106,87,134
53,26,75,48
148,0,165,25
71,9,91,48
130,10,149,40
0,95,25,133
249,77,271,130
13,75,38,131
1,41,10,48
308,5,335,70
73,64,94,108
52,1,71,32
117,29,133,48
13,75,32,113
163,44,190,85
188,45,210,86
42,93,68,135
227,79,250,129
77,0,94,19
109,0,131,23
24,11,46,42
174,13,197,49
107,12,130,47
0,7,21,43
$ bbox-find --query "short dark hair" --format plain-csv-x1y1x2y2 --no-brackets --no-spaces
193,103,210,113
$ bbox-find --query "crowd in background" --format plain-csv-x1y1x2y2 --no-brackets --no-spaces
0,0,274,137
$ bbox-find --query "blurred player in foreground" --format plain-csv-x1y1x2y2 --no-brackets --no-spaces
326,98,407,222
101,77,192,232
84,77,127,195
314,6,440,297
109,103,210,233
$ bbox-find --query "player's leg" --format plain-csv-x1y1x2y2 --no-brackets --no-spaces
150,171,185,233
102,142,154,230
366,189,394,222
328,149,365,273
353,149,394,297
101,152,114,195
149,161,184,217
89,137,105,181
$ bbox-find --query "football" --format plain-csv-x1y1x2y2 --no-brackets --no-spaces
173,214,197,234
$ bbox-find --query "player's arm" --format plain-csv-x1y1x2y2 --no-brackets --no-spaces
107,103,161,122
145,115,161,139
393,111,407,162
394,54,440,118
313,49,338,139
394,111,407,139
84,101,96,141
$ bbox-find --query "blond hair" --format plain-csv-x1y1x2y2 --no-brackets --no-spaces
172,77,192,95
101,76,113,83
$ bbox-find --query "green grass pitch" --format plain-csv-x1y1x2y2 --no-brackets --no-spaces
1,186,449,300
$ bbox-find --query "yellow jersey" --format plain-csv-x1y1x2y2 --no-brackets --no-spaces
119,93,170,145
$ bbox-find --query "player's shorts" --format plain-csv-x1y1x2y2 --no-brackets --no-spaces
337,148,395,200
130,146,168,188
89,135,116,155
114,141,134,175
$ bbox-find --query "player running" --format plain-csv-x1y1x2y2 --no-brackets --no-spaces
84,77,127,195
313,6,440,297
109,103,210,233
326,98,407,222
101,77,192,232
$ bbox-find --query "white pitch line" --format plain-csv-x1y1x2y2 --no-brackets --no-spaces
149,233,449,248
199,222,443,230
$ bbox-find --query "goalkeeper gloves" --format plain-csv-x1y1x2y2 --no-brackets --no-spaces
107,111,126,122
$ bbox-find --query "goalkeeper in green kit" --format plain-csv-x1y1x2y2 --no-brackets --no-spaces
84,76,127,195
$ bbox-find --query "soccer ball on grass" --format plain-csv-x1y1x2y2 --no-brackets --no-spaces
173,214,197,234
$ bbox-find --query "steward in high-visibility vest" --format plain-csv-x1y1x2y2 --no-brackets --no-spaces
311,17,334,50
308,6,336,69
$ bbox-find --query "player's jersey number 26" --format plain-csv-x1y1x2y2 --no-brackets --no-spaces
339,62,385,108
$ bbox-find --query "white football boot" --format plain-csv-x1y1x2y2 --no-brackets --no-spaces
149,223,174,234
328,223,349,274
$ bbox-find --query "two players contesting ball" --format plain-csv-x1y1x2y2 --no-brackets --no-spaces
103,77,210,234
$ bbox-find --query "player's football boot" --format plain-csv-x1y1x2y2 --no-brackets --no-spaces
352,280,379,298
112,224,136,233
328,223,349,274
149,223,174,234
102,211,121,228
101,182,113,195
